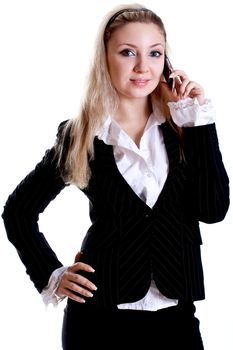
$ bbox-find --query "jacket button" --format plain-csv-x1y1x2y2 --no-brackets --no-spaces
144,213,150,218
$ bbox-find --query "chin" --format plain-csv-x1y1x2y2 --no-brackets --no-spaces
127,90,154,99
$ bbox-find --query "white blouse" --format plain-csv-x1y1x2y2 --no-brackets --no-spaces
41,98,215,309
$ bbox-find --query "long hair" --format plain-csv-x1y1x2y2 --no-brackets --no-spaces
57,3,178,188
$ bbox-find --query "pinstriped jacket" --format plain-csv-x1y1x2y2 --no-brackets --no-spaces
2,121,230,306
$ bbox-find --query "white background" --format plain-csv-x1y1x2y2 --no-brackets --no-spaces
0,0,232,349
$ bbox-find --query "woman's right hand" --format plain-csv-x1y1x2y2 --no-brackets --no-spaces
56,253,97,303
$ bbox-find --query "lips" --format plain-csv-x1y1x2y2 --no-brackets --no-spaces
130,79,150,86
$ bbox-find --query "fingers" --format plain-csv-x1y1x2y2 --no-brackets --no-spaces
170,70,189,98
169,70,205,103
68,261,95,274
170,69,188,82
59,272,97,303
56,261,97,304
179,79,194,99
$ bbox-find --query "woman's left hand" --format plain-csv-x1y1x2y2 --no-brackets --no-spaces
169,70,205,105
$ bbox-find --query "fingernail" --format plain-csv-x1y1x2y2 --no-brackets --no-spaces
80,299,86,303
87,292,94,297
91,285,97,291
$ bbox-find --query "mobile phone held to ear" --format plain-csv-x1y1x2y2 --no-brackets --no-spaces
163,55,174,91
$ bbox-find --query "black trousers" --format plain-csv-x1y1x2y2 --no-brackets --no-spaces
62,300,204,349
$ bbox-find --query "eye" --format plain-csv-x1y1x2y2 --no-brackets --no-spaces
119,49,135,57
149,50,162,57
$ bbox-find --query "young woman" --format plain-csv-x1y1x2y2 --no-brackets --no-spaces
2,4,229,349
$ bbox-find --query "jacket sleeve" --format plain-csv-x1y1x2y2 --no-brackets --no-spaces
2,123,68,293
183,123,230,223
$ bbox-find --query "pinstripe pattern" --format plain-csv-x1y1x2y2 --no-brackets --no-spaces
2,122,229,306
2,148,65,291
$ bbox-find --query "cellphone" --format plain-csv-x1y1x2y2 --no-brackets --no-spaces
163,55,174,91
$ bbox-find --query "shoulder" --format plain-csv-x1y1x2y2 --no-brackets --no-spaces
56,119,70,138
54,119,71,149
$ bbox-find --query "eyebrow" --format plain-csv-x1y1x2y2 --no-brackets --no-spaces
117,43,165,48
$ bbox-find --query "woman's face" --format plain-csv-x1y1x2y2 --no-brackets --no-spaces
106,22,166,102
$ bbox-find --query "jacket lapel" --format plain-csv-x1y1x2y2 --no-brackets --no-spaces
90,121,183,212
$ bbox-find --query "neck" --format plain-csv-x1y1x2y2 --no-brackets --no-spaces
113,97,151,124
112,97,152,148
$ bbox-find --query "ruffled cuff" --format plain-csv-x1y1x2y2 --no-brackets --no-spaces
41,266,68,307
168,97,216,127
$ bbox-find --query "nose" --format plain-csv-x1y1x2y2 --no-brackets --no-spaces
133,56,149,74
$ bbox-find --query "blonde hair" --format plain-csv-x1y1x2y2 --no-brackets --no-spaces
57,4,177,188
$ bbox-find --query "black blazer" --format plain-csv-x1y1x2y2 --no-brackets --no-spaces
2,122,230,307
